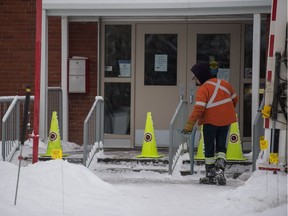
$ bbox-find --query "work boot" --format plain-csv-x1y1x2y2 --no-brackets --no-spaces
215,158,226,185
205,164,216,178
199,164,216,184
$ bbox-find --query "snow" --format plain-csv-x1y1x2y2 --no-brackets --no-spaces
0,140,287,216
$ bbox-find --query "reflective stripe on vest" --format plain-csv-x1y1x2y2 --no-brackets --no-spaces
195,79,233,109
206,79,232,108
195,101,206,106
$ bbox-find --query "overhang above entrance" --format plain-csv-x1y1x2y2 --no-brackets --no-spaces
43,0,271,17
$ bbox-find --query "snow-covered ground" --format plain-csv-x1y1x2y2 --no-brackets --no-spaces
0,140,287,216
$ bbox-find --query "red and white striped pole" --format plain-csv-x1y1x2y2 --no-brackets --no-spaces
264,0,278,126
261,0,287,170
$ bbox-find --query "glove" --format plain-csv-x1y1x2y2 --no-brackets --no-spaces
181,121,194,134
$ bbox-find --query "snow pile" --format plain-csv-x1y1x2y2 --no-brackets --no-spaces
224,171,287,215
0,160,141,216
0,159,287,216
0,140,287,216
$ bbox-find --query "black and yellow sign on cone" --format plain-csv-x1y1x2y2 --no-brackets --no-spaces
137,112,163,158
226,121,247,161
40,111,67,159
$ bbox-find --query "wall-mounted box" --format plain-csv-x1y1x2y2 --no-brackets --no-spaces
68,57,89,93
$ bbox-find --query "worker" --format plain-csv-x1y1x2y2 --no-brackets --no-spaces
182,62,238,185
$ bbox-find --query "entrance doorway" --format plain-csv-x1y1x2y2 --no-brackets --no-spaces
135,23,241,147
102,22,241,148
135,24,187,147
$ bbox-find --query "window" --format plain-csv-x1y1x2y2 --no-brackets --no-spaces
104,25,132,77
243,84,265,137
104,83,131,135
244,23,267,79
197,34,230,68
144,34,177,85
242,19,267,137
103,24,132,135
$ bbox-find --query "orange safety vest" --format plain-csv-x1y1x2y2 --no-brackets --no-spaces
188,78,238,126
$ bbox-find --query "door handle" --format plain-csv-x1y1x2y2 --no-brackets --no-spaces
189,84,194,104
179,83,184,101
189,95,193,104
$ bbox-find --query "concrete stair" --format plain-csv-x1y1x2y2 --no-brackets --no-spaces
93,148,170,174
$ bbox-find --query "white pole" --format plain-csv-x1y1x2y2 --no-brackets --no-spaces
61,17,69,142
39,9,48,141
252,13,261,147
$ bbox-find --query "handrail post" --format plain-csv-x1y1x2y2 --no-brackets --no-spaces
189,127,197,174
168,123,173,174
16,101,20,149
252,98,265,171
2,121,6,161
100,99,104,144
83,122,88,166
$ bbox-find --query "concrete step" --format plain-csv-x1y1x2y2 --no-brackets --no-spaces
95,166,169,174
23,153,84,164
95,155,169,174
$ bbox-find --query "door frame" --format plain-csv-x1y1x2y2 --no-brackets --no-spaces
101,22,136,148
186,24,241,114
101,21,242,148
134,23,187,147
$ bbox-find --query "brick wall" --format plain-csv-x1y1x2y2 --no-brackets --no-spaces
0,0,36,96
0,1,98,145
68,22,98,145
46,20,98,145
48,17,61,87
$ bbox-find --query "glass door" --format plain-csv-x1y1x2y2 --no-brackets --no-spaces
102,24,134,147
135,24,187,147
186,24,241,116
102,22,241,148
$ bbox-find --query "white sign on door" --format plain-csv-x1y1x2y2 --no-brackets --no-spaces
154,54,168,72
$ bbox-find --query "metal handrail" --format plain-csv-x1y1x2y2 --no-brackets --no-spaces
1,96,35,161
252,97,265,171
187,127,197,174
83,96,104,167
2,96,20,161
1,87,62,161
168,100,188,174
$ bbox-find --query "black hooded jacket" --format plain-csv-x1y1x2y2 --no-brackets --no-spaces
191,63,211,85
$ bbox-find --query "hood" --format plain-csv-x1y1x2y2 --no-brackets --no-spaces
191,63,211,85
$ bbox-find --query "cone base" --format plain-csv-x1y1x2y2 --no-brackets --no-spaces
194,156,205,160
226,157,247,161
136,154,164,158
194,156,247,161
39,153,69,157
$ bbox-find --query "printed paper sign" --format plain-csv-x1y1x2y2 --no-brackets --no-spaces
155,54,168,72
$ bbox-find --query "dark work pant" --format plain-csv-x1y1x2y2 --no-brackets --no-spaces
203,124,230,158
